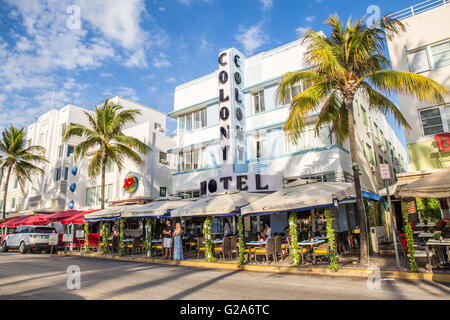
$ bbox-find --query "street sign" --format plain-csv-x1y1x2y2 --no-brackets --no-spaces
48,234,58,246
380,164,390,180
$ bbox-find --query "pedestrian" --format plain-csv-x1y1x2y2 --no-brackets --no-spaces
163,219,173,259
112,220,120,253
173,222,184,261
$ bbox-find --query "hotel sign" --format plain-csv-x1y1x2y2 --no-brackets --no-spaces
199,48,283,196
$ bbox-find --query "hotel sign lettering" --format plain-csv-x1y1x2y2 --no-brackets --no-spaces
199,48,283,196
218,48,247,176
200,173,283,196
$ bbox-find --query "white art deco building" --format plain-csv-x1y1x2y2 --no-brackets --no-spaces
0,97,175,216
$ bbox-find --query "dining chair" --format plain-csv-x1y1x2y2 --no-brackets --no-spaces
254,237,275,264
274,236,283,262
197,237,206,259
132,237,142,255
313,244,330,265
230,236,238,259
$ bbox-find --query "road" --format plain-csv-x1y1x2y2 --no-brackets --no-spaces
0,253,449,300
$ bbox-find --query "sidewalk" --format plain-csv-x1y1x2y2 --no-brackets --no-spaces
57,251,450,284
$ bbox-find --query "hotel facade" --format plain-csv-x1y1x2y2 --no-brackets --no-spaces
168,39,408,232
0,97,175,217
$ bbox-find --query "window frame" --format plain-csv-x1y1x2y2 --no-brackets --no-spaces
253,90,265,114
419,105,449,137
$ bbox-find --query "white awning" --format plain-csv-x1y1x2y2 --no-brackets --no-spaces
84,205,142,221
121,200,195,218
399,166,450,199
241,182,354,216
170,192,266,218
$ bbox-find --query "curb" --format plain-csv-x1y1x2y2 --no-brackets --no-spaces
57,251,450,283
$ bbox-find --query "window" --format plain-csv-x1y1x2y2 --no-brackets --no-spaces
14,179,18,189
11,198,15,209
105,161,114,173
408,40,450,73
178,108,207,133
254,131,267,159
253,90,265,114
55,168,61,181
284,125,332,154
408,48,431,73
64,167,69,181
85,184,113,206
361,106,368,127
58,145,64,158
177,147,207,172
159,152,168,165
367,144,375,165
431,40,450,69
67,145,74,157
420,107,445,136
282,83,303,106
374,123,380,141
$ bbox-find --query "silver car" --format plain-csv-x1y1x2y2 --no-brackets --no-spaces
1,225,57,254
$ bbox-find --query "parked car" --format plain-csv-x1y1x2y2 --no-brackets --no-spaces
1,225,57,254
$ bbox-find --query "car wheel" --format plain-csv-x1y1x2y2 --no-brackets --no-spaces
19,241,27,254
1,242,8,253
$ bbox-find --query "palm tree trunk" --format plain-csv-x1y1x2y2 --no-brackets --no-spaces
101,158,107,210
2,166,12,221
346,96,368,263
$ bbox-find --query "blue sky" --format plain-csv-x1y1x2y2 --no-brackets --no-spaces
0,0,418,145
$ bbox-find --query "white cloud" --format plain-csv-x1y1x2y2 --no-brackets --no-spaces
148,86,157,92
200,36,214,52
296,26,310,37
166,77,176,83
258,0,273,11
124,48,148,68
305,15,316,23
235,22,269,55
103,87,139,101
152,53,172,69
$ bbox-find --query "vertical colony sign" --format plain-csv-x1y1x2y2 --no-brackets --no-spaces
218,48,247,176
200,48,283,196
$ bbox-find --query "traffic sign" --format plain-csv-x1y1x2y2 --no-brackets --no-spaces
380,164,390,180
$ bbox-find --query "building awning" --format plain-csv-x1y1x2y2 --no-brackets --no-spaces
339,191,383,204
121,199,195,219
170,192,266,218
241,181,354,216
61,210,101,225
398,166,450,199
45,210,84,223
84,205,142,222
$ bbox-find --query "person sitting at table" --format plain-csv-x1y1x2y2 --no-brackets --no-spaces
173,222,184,261
162,219,173,259
262,223,272,241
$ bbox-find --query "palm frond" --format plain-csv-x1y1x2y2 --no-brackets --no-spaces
113,135,152,154
367,70,448,104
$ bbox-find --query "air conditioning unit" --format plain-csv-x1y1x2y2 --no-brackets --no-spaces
370,164,376,172
365,128,371,136
380,146,387,153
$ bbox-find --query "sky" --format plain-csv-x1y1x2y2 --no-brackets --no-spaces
0,0,419,146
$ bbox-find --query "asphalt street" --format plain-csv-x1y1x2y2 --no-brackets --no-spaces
0,252,449,300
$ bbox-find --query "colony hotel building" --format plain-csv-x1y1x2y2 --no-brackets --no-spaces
0,97,174,217
168,38,408,229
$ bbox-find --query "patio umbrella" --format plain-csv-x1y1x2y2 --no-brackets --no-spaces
240,181,354,216
84,205,142,222
170,192,266,218
121,199,195,219
398,166,450,199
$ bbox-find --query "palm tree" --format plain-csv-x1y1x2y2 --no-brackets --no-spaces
277,15,448,262
63,98,151,209
0,126,47,220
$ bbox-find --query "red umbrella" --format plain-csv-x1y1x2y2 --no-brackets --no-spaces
45,210,83,223
61,209,101,225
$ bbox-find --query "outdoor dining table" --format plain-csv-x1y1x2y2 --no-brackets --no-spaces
425,240,450,268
